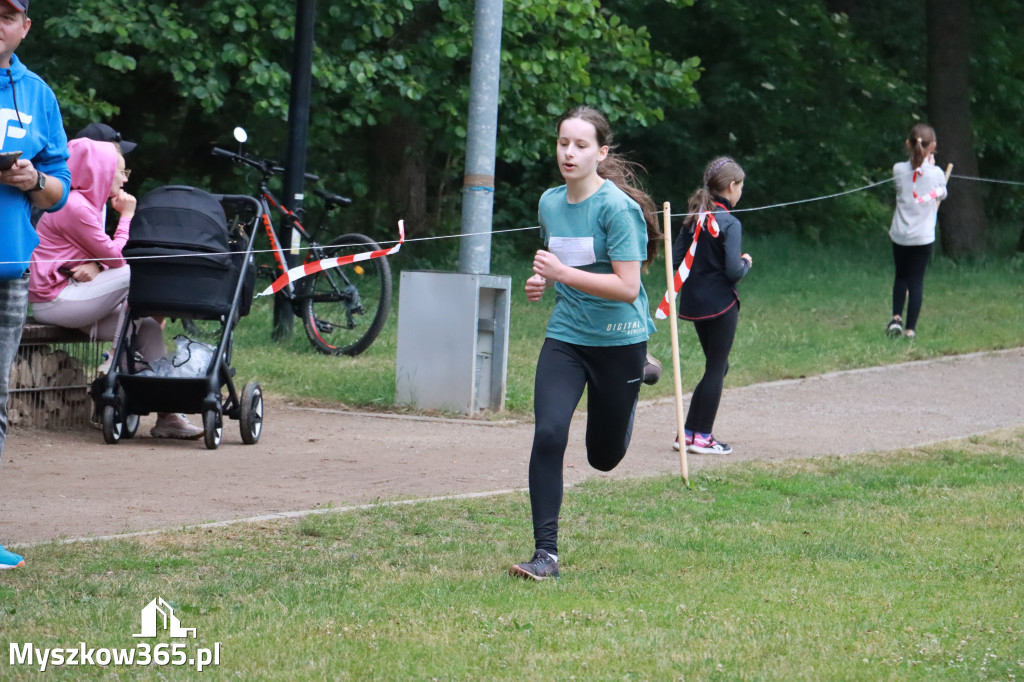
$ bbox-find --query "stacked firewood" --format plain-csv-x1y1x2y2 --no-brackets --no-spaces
7,346,91,428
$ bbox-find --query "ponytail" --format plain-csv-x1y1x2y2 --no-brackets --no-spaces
598,154,661,267
907,123,936,170
685,156,745,230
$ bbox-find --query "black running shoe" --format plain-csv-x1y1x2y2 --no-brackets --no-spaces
642,352,663,385
509,549,559,580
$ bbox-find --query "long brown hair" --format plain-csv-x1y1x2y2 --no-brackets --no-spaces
907,123,936,169
684,156,746,230
556,106,661,266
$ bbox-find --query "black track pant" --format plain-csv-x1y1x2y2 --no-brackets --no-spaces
685,305,738,435
529,338,646,555
892,242,933,332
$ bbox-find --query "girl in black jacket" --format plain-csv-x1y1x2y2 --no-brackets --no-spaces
671,157,752,454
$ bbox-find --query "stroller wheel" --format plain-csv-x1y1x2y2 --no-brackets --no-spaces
122,413,141,440
203,409,223,450
239,381,263,445
101,405,122,444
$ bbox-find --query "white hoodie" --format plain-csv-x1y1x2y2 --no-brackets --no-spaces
889,158,947,246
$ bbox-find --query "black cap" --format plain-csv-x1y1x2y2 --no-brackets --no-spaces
4,0,28,12
74,123,137,154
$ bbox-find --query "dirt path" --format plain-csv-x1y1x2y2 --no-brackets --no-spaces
2,349,1022,545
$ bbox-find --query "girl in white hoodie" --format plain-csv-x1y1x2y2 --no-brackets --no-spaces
887,123,947,339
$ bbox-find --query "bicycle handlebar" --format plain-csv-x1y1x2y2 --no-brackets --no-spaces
211,146,320,182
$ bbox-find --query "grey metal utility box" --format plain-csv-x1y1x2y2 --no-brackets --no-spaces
396,271,511,414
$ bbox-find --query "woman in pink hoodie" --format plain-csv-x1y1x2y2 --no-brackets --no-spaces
28,138,201,439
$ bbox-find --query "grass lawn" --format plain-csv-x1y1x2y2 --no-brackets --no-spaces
2,430,1022,679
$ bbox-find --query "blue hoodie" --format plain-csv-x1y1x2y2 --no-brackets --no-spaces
0,53,70,279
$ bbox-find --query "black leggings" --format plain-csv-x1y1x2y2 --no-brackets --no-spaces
685,305,739,435
529,338,646,555
892,242,933,332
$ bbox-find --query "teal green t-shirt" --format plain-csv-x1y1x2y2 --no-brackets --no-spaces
538,180,656,347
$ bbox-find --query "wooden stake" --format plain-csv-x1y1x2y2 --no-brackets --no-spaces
938,163,953,207
661,202,688,483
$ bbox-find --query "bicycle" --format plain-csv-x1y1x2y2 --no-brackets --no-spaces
209,128,392,356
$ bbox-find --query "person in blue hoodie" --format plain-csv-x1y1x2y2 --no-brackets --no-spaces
0,0,72,570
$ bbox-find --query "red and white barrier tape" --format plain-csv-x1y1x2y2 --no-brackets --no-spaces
914,187,946,204
257,220,405,297
911,167,948,204
655,209,720,320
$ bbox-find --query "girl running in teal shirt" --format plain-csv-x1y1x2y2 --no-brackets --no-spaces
509,106,660,580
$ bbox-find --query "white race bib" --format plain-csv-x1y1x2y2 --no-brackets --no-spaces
547,236,596,267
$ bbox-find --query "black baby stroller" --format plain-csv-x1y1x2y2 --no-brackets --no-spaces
94,186,262,449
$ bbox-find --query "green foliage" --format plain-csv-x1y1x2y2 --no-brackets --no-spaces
15,0,1024,250
491,0,700,232
23,0,700,243
41,78,119,125
40,2,292,114
967,0,1024,222
616,1,917,242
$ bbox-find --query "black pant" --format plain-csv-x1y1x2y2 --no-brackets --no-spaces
685,305,739,435
529,338,646,555
891,242,933,332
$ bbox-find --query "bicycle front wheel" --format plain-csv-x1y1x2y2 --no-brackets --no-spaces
301,233,393,356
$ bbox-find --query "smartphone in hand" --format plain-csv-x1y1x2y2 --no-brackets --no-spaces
0,151,22,170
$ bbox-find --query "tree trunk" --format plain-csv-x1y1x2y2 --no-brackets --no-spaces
926,0,987,257
371,117,429,237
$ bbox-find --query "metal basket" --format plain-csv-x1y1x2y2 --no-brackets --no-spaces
9,322,104,430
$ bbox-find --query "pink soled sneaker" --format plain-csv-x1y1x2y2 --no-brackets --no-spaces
672,432,696,452
688,433,732,455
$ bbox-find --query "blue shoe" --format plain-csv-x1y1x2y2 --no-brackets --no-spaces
0,545,25,569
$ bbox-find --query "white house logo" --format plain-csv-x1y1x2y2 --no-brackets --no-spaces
133,597,196,638
0,108,29,147
9,596,221,672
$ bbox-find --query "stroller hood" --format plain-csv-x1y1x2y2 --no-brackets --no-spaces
126,185,229,254
123,186,255,319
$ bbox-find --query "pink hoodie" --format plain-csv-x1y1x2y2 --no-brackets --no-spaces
28,138,131,303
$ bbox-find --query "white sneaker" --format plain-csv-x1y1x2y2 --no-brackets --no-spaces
150,413,204,440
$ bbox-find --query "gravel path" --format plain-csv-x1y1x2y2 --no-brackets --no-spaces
2,348,1021,545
